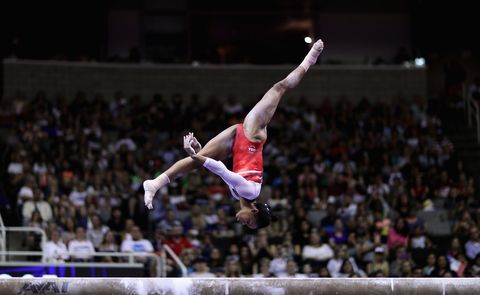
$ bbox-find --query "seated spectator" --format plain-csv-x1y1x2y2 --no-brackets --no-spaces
27,210,47,229
269,245,289,277
318,266,331,277
183,205,207,232
22,188,52,225
108,208,126,233
164,224,192,256
59,217,76,244
120,226,154,261
466,253,480,277
389,246,411,277
208,248,225,275
249,229,274,263
69,182,88,207
302,232,334,266
189,258,216,278
157,209,181,234
400,260,414,277
423,252,437,277
87,215,109,250
465,227,480,261
328,245,361,278
366,246,389,277
224,259,242,277
239,245,254,275
225,244,240,262
327,218,348,246
433,255,453,277
279,259,307,278
17,177,35,207
253,258,274,277
98,231,119,262
387,218,409,251
409,224,432,250
42,229,69,263
337,259,367,277
68,226,95,262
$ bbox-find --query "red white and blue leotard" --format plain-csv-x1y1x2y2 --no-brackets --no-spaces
232,124,264,183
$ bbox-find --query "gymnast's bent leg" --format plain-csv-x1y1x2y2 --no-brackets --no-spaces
143,125,236,209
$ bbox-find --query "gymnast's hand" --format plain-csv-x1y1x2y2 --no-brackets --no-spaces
189,132,202,153
183,133,197,156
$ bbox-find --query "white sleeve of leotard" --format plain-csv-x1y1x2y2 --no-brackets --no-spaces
203,158,246,188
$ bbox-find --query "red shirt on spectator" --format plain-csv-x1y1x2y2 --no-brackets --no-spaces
164,237,193,255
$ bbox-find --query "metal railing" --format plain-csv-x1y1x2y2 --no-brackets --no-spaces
464,85,480,143
163,244,188,277
0,250,165,277
0,214,188,277
0,213,6,261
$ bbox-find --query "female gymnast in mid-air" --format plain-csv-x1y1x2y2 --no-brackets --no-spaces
144,39,324,229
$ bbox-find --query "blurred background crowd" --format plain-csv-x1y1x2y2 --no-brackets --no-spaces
1,90,479,278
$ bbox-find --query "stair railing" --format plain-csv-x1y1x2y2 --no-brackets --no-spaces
464,85,480,143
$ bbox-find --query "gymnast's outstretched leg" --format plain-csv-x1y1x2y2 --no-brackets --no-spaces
243,39,324,142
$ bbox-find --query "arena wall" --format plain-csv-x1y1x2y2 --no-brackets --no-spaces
3,59,426,104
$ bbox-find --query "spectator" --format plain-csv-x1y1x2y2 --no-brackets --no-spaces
224,259,242,277
120,226,154,256
42,229,69,263
366,246,389,277
87,215,109,250
68,227,95,262
269,245,289,277
281,259,308,278
239,245,254,275
433,255,452,277
302,232,334,266
253,258,274,277
465,227,480,261
423,252,437,277
387,218,409,250
164,224,192,256
190,258,216,278
22,188,52,225
337,259,366,277
69,182,88,207
207,248,225,275
98,231,119,262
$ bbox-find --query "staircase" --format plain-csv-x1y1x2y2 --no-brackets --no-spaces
447,126,480,191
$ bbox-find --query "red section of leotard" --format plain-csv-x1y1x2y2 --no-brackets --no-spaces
232,124,264,183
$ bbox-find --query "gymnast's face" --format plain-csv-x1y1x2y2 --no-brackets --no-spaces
236,207,258,229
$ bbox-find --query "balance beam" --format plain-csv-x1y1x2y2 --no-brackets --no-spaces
2,278,480,295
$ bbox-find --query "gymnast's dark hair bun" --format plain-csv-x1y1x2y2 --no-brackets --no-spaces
255,203,276,229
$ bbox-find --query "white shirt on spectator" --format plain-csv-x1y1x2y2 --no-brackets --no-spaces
302,244,334,261
17,186,33,204
69,190,88,207
22,200,53,223
189,271,216,278
43,240,69,263
68,239,95,260
269,257,288,276
121,239,154,253
465,240,480,260
8,162,23,174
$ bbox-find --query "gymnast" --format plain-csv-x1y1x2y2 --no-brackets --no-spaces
144,39,324,229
